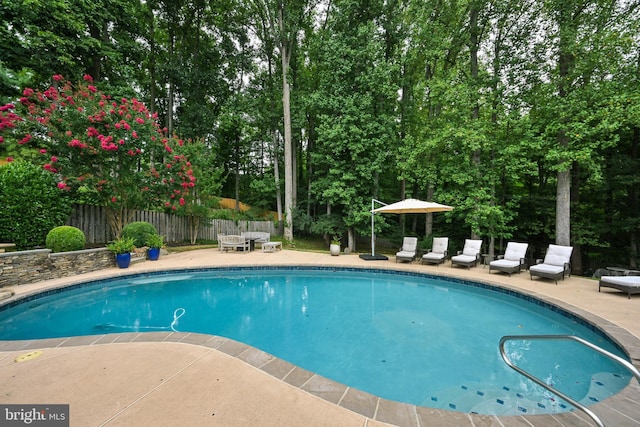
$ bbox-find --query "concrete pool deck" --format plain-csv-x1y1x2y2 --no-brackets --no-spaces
0,248,639,426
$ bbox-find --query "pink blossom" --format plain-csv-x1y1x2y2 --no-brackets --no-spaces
136,117,144,124
23,88,34,97
179,198,185,206
88,85,97,93
111,197,117,203
40,149,47,154
132,131,138,138
57,182,68,190
83,74,94,82
19,134,32,145
50,156,58,163
6,157,14,162
53,74,63,81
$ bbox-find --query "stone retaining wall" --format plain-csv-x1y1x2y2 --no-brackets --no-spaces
0,248,116,287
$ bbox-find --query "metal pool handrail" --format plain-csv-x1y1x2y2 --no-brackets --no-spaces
499,334,640,427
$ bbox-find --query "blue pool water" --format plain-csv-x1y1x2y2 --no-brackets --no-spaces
0,267,631,415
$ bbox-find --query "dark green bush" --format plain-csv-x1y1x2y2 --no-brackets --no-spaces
46,226,85,252
0,161,72,249
122,221,157,247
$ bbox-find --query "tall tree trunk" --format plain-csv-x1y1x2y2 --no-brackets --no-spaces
273,131,283,224
278,5,294,242
555,5,575,248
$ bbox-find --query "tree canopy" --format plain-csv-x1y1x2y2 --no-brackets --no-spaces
1,0,639,273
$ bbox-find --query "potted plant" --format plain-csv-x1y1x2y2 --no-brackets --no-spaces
106,236,136,268
330,236,341,256
145,234,164,261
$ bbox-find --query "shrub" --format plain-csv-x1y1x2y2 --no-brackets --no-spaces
122,221,157,247
46,226,85,252
0,161,72,249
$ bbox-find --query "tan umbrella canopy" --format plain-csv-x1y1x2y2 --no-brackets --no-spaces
372,198,454,214
362,198,454,260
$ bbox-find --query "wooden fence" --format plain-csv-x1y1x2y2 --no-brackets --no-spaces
66,204,279,245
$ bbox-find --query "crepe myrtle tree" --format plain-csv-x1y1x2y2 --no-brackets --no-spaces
0,74,195,237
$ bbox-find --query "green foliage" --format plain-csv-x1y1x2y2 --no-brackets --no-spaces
145,234,164,248
0,161,72,249
45,226,85,253
0,76,195,238
309,214,345,243
106,236,135,254
122,221,157,247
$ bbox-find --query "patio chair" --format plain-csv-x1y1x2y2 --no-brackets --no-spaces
450,239,482,269
489,242,529,276
395,237,418,263
529,244,573,284
421,237,449,266
599,275,640,299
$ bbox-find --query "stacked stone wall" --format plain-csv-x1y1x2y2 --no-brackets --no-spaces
0,248,115,287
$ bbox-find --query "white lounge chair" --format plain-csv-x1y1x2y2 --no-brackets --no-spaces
450,239,482,269
422,237,449,266
599,275,640,299
489,242,528,276
395,237,418,263
529,244,573,284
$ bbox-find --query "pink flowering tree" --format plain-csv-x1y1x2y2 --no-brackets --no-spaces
0,75,195,238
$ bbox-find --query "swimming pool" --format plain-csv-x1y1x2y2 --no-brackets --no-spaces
0,267,632,416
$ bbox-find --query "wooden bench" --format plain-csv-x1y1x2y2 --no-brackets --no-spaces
262,241,282,253
218,235,250,253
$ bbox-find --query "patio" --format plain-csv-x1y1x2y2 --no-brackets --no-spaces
1,249,639,426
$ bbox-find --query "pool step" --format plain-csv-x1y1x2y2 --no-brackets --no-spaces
423,371,628,415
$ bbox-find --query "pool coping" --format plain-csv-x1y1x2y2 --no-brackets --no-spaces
1,263,640,427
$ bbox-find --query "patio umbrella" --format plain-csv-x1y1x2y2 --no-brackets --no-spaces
361,198,454,260
372,198,454,215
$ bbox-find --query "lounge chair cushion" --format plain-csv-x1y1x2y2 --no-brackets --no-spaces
503,242,528,261
543,244,573,267
431,237,448,254
490,259,521,269
423,252,446,261
529,263,564,275
462,239,482,256
451,254,476,264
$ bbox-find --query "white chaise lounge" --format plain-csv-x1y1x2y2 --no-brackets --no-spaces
599,276,640,299
450,239,482,269
529,244,573,284
422,237,449,266
396,237,418,263
489,242,528,276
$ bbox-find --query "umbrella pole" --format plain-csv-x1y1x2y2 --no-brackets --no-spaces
371,199,375,256
371,199,386,256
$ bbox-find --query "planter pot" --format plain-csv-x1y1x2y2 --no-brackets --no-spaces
115,252,131,268
147,247,161,261
329,244,341,256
